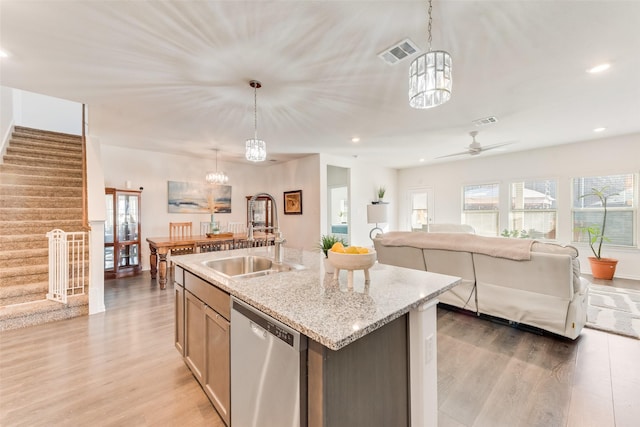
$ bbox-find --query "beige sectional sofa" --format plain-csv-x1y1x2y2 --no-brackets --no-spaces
373,231,590,339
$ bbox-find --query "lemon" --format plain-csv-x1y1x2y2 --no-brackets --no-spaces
331,242,345,252
345,246,359,254
357,247,369,254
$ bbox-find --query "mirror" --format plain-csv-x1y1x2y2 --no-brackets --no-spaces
327,165,350,245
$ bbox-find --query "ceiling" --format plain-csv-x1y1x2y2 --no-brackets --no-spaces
1,1,639,169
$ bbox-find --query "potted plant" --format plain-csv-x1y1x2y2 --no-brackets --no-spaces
377,186,386,202
318,234,346,273
576,186,619,280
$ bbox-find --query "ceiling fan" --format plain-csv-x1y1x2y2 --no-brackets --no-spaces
436,131,515,159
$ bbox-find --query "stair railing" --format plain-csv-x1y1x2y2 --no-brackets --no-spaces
46,229,89,303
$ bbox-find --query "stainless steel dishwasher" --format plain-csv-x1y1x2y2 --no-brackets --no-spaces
231,297,307,427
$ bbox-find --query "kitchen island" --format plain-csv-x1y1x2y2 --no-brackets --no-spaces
172,246,460,427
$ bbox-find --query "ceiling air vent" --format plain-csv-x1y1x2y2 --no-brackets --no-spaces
472,116,499,126
378,38,420,65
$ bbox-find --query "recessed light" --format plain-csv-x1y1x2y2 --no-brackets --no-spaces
593,127,606,133
351,137,360,143
419,158,425,162
0,50,8,58
587,63,610,74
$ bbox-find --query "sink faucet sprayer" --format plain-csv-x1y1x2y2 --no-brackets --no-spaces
247,192,286,263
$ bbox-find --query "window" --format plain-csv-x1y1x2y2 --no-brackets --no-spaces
572,174,636,247
509,179,557,240
462,183,499,236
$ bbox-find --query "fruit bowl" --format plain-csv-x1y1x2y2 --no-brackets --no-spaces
327,250,376,271
327,250,376,288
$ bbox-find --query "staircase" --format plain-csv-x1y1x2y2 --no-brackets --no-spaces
0,126,89,331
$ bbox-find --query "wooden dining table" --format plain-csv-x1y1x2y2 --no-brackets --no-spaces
146,232,274,289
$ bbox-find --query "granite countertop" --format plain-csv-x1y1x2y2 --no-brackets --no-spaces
172,246,461,351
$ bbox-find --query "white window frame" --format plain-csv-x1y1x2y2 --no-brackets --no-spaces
571,173,637,248
462,183,500,237
508,179,558,241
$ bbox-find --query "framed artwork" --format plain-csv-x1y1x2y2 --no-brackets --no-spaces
168,181,232,213
284,190,302,215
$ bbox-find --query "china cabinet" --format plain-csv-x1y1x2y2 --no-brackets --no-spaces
105,187,142,279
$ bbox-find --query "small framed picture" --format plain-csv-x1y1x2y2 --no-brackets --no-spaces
284,190,302,215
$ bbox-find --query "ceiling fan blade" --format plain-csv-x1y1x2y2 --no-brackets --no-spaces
481,141,516,152
435,150,471,159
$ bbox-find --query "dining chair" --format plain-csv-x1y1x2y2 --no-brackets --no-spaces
227,222,246,234
169,222,192,239
169,222,195,255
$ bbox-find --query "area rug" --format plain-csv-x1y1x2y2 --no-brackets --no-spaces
586,284,640,339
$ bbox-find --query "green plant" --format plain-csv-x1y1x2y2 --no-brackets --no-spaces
377,186,386,199
501,229,531,239
575,186,618,259
318,234,347,257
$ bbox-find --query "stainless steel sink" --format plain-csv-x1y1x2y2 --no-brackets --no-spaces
202,256,304,278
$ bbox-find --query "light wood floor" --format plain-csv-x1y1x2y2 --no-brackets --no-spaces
1,272,638,427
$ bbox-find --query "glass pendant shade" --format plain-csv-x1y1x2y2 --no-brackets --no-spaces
205,170,228,184
205,149,229,184
245,138,266,162
245,80,267,162
409,50,452,109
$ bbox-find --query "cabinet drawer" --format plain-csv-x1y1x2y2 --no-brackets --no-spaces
185,271,231,321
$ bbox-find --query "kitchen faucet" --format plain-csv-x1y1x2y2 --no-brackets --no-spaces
247,192,286,263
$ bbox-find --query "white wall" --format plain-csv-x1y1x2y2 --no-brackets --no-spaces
11,89,82,135
320,154,398,248
397,133,640,280
1,86,14,155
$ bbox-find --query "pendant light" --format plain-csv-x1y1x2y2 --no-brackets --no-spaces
409,0,452,109
245,80,267,162
205,149,229,184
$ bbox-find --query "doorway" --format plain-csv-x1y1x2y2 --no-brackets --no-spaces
327,165,350,244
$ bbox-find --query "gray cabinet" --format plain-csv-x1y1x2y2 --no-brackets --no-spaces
204,306,230,426
180,270,231,427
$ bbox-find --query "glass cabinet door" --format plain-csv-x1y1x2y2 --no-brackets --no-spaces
117,194,139,242
105,187,142,279
105,194,114,244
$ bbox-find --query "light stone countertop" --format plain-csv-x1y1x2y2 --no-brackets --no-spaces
172,246,461,351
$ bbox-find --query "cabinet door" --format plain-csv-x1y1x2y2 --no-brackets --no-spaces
185,291,205,384
175,284,185,355
204,306,231,427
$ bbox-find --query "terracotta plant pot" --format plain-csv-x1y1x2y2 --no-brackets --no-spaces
588,257,618,280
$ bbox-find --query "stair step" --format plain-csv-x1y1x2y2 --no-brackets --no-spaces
0,235,48,250
0,220,84,235
3,154,82,169
0,294,89,331
0,184,82,197
9,137,83,153
0,282,48,305
13,127,82,145
0,234,49,251
0,247,48,260
0,195,82,209
0,207,82,221
0,163,82,179
0,173,81,187
6,146,82,162
0,264,48,285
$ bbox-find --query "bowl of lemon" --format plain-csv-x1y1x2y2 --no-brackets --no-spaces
327,242,376,286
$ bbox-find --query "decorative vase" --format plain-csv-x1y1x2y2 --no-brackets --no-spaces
588,257,618,280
